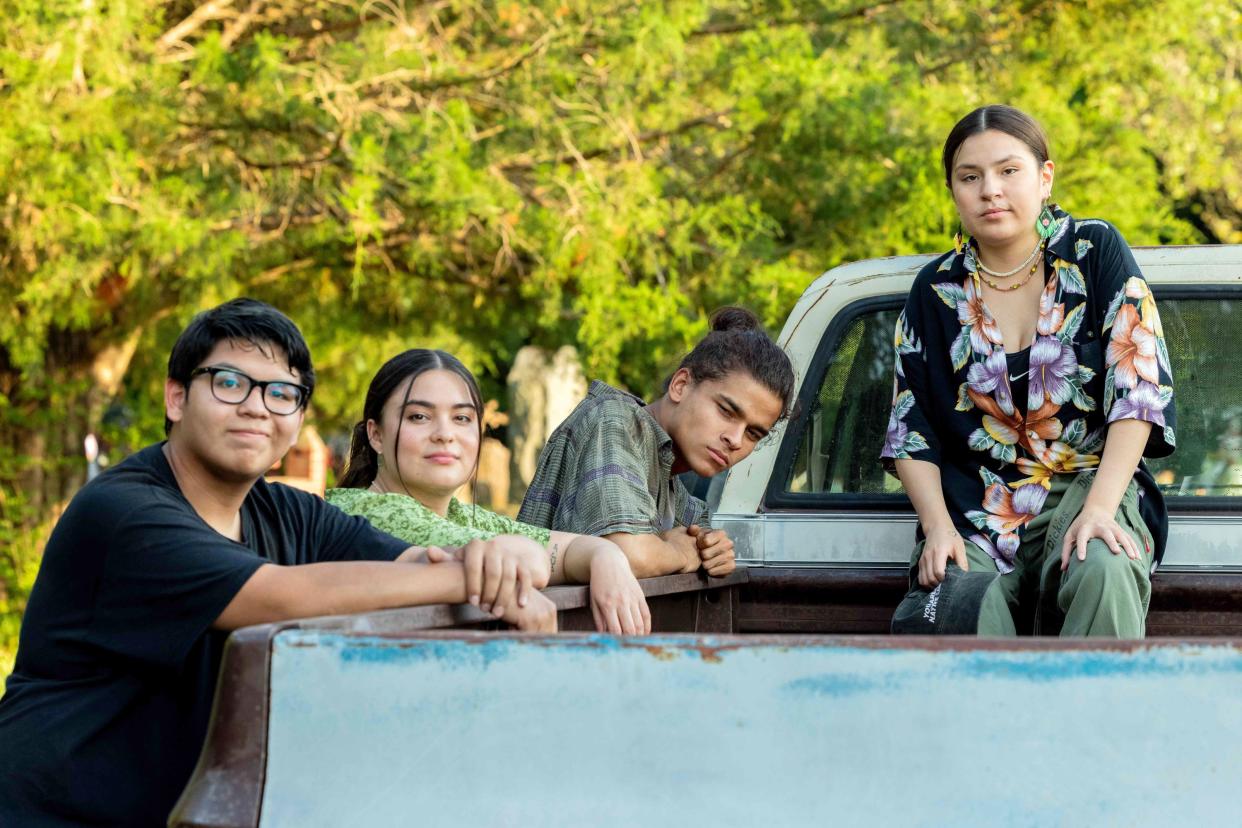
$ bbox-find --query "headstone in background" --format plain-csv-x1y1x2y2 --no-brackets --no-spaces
459,400,512,512
507,345,587,507
548,345,588,436
507,347,547,507
467,437,513,512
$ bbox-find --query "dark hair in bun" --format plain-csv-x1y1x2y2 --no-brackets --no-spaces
672,306,795,420
708,306,762,333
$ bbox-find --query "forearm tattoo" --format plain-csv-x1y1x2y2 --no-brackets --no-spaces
549,542,559,574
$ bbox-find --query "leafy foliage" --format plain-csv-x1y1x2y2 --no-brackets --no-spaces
1,0,1238,680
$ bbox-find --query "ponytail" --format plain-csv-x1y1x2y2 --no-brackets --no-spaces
337,421,378,489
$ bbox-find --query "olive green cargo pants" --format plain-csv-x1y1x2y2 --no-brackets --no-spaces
912,471,1154,637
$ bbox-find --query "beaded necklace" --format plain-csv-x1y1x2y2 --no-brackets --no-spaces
977,237,1043,277
976,240,1046,291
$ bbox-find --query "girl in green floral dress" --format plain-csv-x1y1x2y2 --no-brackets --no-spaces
328,349,651,634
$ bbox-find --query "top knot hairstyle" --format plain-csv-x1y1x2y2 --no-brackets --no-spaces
165,298,314,434
674,306,796,421
941,104,1051,186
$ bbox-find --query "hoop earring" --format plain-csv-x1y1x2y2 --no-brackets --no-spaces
1036,201,1060,240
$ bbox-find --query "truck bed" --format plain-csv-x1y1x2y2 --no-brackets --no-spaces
172,571,1242,827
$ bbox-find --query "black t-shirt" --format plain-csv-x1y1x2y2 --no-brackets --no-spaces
0,442,410,827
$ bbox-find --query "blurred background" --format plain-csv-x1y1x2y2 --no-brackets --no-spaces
2,0,1238,680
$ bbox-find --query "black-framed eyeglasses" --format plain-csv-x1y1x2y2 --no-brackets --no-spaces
190,367,309,416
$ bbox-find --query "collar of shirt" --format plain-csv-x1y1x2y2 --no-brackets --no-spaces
585,380,677,470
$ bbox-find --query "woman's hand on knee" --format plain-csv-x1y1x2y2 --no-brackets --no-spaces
1060,505,1141,571
918,526,967,588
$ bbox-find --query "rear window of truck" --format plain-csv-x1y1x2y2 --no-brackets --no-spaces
779,291,1242,506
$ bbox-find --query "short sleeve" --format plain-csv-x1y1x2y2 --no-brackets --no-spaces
555,412,664,537
457,501,552,545
83,493,266,669
880,278,943,472
297,493,411,563
325,489,477,549
326,489,553,549
1093,226,1177,458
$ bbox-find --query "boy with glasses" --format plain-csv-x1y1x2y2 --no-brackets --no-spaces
0,299,555,827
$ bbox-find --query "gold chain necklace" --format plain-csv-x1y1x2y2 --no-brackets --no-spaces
977,238,1043,278
976,241,1046,292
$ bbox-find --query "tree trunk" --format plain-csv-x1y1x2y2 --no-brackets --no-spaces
0,325,142,607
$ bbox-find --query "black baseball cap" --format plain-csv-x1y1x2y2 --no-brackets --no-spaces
891,565,999,635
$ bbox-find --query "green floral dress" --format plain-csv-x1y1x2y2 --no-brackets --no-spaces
325,488,551,549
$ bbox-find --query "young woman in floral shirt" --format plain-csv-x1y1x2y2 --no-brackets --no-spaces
882,105,1176,636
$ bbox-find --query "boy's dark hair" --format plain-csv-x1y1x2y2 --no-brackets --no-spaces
165,298,315,434
942,104,1051,186
673,307,796,420
337,349,483,491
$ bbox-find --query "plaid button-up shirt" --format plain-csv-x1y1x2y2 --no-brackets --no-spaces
518,381,709,536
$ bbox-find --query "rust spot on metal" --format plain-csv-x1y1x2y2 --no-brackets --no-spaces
646,641,729,663
642,646,679,661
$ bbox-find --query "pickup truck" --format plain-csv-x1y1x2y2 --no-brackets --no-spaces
712,244,1242,637
172,245,1242,828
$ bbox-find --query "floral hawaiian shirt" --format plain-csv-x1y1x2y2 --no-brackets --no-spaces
881,210,1176,573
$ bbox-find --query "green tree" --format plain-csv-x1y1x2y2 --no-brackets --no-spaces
2,0,1237,680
